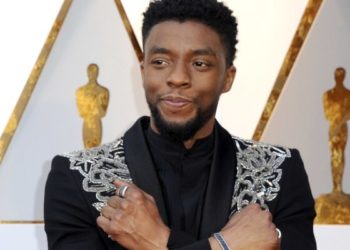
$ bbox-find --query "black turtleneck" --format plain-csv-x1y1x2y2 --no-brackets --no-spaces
145,126,214,247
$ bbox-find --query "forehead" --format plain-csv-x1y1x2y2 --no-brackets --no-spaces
144,20,224,55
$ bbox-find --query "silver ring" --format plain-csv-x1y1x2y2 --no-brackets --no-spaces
276,228,282,239
118,185,129,198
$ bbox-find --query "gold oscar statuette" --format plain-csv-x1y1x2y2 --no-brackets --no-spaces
76,64,109,149
315,67,350,224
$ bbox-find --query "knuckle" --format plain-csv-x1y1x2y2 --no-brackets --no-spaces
267,224,279,240
144,193,155,203
112,212,122,222
106,199,112,206
134,198,144,206
252,203,261,209
146,194,155,201
261,210,272,221
110,223,120,234
131,190,143,200
120,200,130,210
100,206,107,214
96,215,104,225
245,203,260,213
149,195,156,202
107,197,117,207
266,211,273,220
248,203,259,210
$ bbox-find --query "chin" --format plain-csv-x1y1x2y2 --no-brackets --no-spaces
147,98,215,141
160,114,195,127
159,106,197,123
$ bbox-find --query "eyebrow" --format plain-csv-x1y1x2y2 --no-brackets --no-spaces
148,46,171,55
148,46,217,57
191,48,216,57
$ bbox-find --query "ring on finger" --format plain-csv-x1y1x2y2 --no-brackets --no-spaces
118,185,129,198
276,228,282,239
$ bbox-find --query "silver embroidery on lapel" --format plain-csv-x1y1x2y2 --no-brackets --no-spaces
61,138,132,212
230,136,291,215
61,135,290,214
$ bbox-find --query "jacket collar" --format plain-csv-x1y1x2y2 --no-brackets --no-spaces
199,121,236,238
123,117,169,224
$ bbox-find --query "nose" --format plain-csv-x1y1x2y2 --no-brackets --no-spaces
166,62,190,88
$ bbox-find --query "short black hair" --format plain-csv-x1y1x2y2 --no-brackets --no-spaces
142,0,238,66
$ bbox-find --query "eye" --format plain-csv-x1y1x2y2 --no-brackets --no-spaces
151,59,169,68
193,61,211,70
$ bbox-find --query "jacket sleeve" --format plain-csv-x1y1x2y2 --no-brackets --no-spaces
169,148,316,250
44,155,117,250
45,155,210,250
273,149,317,250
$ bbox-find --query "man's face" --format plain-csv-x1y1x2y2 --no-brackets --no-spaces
141,21,235,140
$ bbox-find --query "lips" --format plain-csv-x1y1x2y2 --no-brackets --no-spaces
160,95,192,109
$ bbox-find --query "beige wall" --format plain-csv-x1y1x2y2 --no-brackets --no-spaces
0,0,308,220
262,0,350,198
0,0,147,220
0,0,63,136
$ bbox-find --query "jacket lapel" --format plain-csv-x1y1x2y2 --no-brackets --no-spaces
123,117,169,224
199,122,237,238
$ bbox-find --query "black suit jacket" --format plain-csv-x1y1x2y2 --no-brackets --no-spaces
44,117,316,249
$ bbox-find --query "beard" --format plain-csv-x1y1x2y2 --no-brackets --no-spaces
147,97,219,141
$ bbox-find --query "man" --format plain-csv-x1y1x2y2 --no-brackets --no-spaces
44,0,316,249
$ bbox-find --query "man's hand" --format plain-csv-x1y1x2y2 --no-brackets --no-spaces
209,204,280,250
97,180,170,250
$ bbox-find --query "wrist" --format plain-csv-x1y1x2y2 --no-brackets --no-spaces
155,224,170,250
209,236,221,250
211,232,231,250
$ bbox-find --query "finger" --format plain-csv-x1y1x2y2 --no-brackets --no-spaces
97,212,123,240
114,180,149,195
107,195,124,208
246,203,262,211
114,181,133,199
114,180,156,201
263,210,273,222
228,203,266,226
96,214,111,232
143,192,156,203
115,183,142,201
114,179,133,189
114,196,133,212
101,204,117,219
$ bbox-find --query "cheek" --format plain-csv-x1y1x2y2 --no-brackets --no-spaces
144,81,158,95
192,78,225,106
143,78,162,103
143,68,165,88
191,89,217,109
143,70,157,87
194,74,225,95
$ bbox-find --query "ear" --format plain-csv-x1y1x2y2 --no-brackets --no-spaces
222,66,236,93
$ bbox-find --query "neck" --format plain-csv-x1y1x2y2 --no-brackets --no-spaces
336,83,345,89
183,118,215,149
88,78,97,84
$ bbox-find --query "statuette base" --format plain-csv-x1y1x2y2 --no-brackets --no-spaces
315,192,350,224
